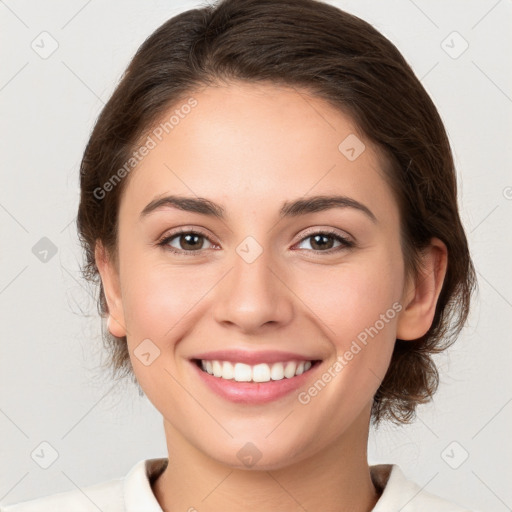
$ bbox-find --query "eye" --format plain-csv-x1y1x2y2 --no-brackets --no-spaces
295,230,354,253
157,228,354,256
157,229,216,255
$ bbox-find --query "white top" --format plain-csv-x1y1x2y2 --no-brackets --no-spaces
0,458,473,511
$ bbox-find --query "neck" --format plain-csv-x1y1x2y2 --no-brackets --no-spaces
152,407,380,512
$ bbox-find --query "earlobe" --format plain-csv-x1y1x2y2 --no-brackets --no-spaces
396,238,448,341
94,240,127,338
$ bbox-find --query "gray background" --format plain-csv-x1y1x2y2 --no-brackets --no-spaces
1,1,511,510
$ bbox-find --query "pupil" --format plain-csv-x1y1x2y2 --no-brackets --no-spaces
182,234,201,250
312,234,333,250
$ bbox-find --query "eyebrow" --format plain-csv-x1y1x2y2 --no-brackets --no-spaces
139,194,377,223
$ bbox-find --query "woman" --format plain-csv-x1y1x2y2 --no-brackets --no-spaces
2,0,476,510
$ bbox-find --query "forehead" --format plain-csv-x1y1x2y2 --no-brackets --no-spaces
120,82,398,224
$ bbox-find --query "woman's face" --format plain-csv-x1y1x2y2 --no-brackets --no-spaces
99,82,420,469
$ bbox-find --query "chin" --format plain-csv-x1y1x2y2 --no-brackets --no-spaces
200,435,314,472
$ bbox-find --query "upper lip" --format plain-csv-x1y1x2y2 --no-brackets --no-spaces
190,349,322,365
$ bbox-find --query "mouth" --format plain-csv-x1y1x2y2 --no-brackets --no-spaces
192,358,322,383
190,357,323,404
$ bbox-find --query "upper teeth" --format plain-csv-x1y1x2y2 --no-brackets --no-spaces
200,360,313,383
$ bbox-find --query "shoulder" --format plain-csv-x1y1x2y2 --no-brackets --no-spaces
0,458,167,512
371,463,476,511
0,478,124,512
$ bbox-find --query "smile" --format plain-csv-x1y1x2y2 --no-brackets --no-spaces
191,357,323,404
196,359,315,382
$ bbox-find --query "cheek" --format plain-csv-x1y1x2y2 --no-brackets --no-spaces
303,250,403,335
293,258,403,418
298,249,403,386
122,260,208,340
119,256,212,395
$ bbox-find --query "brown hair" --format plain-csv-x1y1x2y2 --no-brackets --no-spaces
77,0,476,426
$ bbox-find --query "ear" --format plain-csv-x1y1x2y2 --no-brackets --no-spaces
396,237,448,340
94,240,127,338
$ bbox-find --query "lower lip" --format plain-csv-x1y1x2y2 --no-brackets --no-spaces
190,360,322,404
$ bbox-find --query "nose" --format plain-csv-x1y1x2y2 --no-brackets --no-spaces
212,241,294,333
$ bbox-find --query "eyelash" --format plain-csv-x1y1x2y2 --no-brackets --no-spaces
156,228,355,256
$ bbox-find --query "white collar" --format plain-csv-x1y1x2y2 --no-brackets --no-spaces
123,458,167,511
